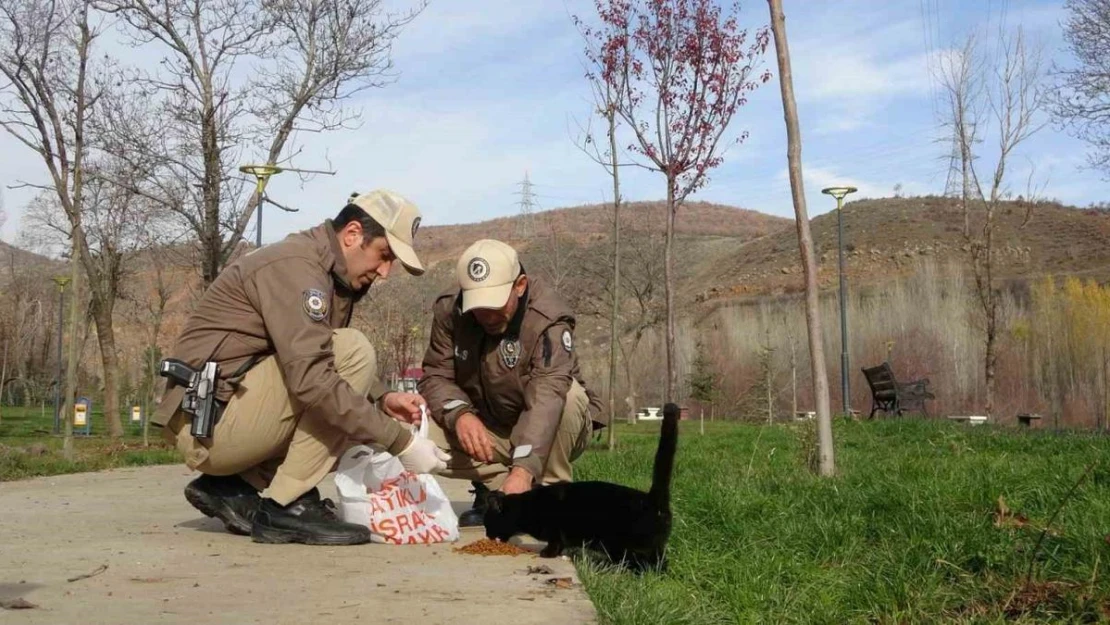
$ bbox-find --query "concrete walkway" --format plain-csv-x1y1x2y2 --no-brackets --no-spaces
0,465,596,624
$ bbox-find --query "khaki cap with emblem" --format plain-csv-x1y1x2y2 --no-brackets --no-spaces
457,239,522,312
350,189,425,276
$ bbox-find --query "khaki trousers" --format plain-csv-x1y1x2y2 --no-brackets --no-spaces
426,380,593,488
166,328,378,506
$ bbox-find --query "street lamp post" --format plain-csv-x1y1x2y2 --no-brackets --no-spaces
239,165,283,249
51,275,71,434
239,164,334,247
821,186,857,416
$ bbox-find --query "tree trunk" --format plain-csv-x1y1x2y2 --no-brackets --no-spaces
790,330,798,417
62,239,83,461
91,296,123,437
606,107,622,451
0,337,8,424
766,351,773,425
202,88,223,287
663,177,678,404
768,0,835,476
145,340,157,447
985,298,997,418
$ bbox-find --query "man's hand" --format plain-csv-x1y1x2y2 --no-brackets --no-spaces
500,467,534,495
381,392,426,425
455,412,494,464
397,436,450,474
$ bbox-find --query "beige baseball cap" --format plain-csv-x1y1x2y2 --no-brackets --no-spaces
350,189,425,276
456,239,521,312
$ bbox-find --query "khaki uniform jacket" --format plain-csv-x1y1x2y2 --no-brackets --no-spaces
418,277,604,478
153,222,412,455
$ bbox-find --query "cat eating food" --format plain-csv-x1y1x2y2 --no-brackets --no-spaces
483,402,679,572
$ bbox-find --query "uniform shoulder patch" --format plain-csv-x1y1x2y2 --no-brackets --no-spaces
303,288,329,322
561,329,573,352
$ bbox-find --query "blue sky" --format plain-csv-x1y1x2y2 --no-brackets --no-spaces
1,0,1106,246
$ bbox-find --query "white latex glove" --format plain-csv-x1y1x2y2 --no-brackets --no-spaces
397,435,449,475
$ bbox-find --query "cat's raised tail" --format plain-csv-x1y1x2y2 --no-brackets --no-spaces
649,403,680,506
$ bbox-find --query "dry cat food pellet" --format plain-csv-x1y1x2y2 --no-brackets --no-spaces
453,538,531,556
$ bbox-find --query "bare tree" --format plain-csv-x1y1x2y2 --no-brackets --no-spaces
767,0,834,475
574,15,629,449
0,0,133,437
1054,0,1110,174
613,228,667,414
122,222,179,446
936,27,1047,417
530,216,579,297
98,0,424,286
583,0,771,403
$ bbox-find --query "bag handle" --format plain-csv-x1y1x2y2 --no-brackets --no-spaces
418,404,429,439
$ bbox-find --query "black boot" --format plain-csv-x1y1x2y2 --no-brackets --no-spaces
251,489,372,545
184,474,260,536
459,481,491,528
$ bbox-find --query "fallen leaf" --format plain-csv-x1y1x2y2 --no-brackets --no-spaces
527,565,554,575
0,598,37,610
545,577,574,590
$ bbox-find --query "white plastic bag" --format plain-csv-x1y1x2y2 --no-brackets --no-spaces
334,412,459,544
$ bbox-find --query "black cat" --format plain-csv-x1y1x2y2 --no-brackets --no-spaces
483,402,679,572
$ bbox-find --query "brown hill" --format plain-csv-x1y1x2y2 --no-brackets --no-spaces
416,200,790,265
688,196,1110,304
0,241,59,274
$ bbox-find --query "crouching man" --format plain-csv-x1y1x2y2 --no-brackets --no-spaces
153,190,448,545
418,239,605,527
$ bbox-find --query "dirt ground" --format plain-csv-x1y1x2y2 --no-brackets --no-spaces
0,465,596,624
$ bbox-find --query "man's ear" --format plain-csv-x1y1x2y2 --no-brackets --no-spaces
514,274,528,297
340,221,363,248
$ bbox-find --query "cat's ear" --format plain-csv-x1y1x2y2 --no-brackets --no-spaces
487,491,505,513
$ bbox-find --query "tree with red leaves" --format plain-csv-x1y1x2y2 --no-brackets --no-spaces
579,0,771,403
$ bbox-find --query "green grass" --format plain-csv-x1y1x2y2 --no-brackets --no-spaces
0,405,180,481
576,419,1110,624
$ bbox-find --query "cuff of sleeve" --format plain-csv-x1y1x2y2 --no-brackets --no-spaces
368,379,390,403
442,404,471,431
512,455,544,481
385,426,414,456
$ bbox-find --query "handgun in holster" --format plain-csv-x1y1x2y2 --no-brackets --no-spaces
159,358,221,439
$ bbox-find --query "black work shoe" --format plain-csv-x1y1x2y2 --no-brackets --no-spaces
459,481,491,528
184,474,260,536
251,489,372,545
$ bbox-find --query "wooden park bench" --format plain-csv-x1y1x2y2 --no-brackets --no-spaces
860,362,935,418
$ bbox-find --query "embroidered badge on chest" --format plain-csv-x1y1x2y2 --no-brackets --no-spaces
499,338,521,369
561,330,573,352
303,288,329,322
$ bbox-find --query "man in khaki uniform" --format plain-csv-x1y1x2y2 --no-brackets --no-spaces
419,239,605,526
154,190,449,546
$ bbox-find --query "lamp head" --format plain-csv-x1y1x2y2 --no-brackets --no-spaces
821,186,858,201
239,164,283,179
